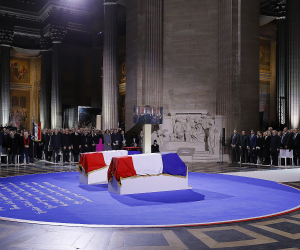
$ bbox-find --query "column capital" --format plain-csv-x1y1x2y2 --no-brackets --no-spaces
39,35,51,50
0,29,14,46
104,0,117,6
50,25,67,43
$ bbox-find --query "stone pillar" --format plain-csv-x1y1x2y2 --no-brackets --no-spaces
276,18,286,126
50,25,66,129
0,45,10,126
143,0,163,107
0,27,14,126
125,0,163,131
217,0,259,140
102,0,118,130
286,0,300,128
40,37,52,129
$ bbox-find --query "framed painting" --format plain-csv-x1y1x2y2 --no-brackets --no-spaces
10,59,30,83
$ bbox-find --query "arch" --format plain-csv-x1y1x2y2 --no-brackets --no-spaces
12,96,19,107
20,96,27,108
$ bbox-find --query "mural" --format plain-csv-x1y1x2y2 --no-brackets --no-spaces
9,90,30,129
10,59,29,83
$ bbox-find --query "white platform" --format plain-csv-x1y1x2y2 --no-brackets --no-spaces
108,173,191,195
79,167,108,185
224,168,300,183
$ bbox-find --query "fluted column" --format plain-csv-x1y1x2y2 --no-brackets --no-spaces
217,0,259,139
0,27,14,126
276,18,286,126
50,25,66,129
40,37,52,129
1,45,11,126
286,0,300,128
102,0,118,130
143,0,163,106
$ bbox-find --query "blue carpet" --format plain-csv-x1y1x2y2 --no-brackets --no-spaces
0,172,300,226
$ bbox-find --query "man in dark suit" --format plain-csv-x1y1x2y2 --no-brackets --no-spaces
281,127,290,149
230,129,240,163
239,131,250,163
111,129,122,150
292,128,300,166
50,129,61,163
249,130,257,164
62,128,72,163
270,130,281,166
43,129,51,161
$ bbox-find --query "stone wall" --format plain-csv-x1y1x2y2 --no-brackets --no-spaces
162,0,219,115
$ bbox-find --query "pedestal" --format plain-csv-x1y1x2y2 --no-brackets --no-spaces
143,124,152,154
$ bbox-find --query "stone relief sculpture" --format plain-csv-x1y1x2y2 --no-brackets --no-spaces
167,113,221,155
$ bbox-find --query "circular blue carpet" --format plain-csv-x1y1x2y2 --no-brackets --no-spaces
0,172,299,227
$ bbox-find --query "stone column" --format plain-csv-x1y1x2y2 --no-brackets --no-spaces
40,37,52,129
102,0,118,130
50,25,66,129
0,28,14,126
0,45,10,126
276,18,286,126
143,0,163,107
286,0,300,128
217,0,259,139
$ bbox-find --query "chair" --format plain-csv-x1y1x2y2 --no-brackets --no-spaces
278,149,293,167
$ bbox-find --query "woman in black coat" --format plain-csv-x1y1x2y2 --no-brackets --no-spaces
262,131,271,165
256,131,263,164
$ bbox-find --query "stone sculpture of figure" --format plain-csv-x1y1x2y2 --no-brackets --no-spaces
157,125,168,150
184,115,195,142
208,119,220,154
194,116,205,142
151,130,158,144
174,117,184,141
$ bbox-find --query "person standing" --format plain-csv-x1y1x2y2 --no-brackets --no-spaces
270,130,281,166
111,129,122,150
239,131,250,163
20,132,30,164
249,130,257,164
120,130,127,149
103,129,112,151
7,132,19,164
256,131,263,164
43,129,51,161
292,128,300,166
230,129,240,163
50,129,61,163
0,129,4,164
90,130,99,152
62,128,72,163
262,131,271,165
71,129,81,162
81,130,91,153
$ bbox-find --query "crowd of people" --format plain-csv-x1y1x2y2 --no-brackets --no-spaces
0,127,146,165
230,127,300,166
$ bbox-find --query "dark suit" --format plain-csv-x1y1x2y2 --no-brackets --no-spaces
43,133,51,161
256,136,263,160
71,133,81,162
292,133,300,165
240,135,250,163
111,132,122,150
249,134,257,163
270,135,281,166
230,133,240,163
50,133,61,163
262,136,271,165
62,133,72,162
81,134,91,153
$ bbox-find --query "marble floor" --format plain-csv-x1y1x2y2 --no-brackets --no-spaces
0,160,300,250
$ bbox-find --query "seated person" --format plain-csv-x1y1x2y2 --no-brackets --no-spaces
151,140,160,153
